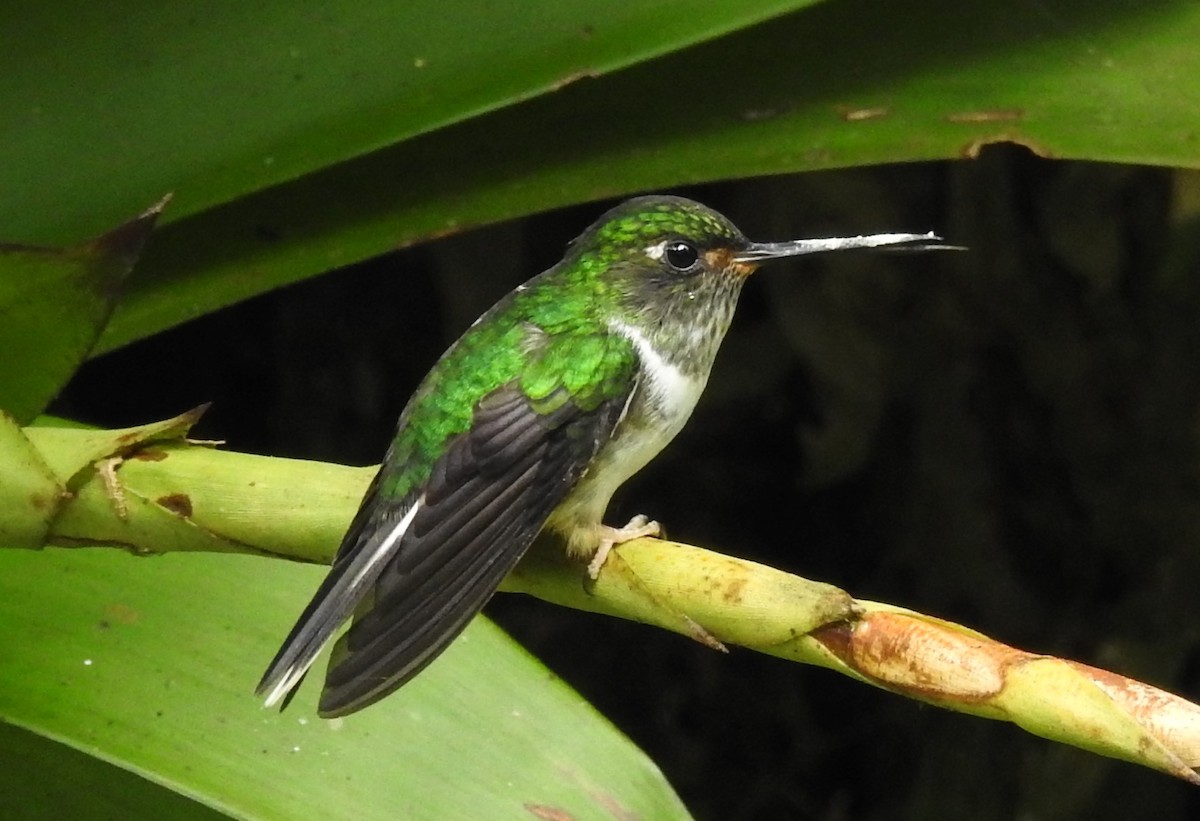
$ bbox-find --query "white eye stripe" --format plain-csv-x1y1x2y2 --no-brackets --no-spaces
646,240,701,269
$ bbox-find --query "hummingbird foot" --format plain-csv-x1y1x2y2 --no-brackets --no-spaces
580,525,728,654
586,514,661,580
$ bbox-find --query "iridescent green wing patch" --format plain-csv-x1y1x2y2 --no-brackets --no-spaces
520,329,637,415
376,305,529,502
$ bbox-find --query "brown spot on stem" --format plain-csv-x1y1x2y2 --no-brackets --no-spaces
848,612,1007,700
157,493,193,518
524,804,577,821
130,448,168,461
721,575,747,604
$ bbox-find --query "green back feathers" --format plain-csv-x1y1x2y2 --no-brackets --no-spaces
379,268,636,500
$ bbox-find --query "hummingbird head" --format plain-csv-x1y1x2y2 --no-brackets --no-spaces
567,196,949,368
567,196,756,340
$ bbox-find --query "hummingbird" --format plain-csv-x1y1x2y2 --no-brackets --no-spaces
257,195,949,717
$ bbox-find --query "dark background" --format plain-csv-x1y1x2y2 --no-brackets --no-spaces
54,146,1200,820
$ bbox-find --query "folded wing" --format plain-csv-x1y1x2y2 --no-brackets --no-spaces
257,373,633,717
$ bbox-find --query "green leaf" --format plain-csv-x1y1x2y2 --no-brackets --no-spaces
0,200,165,421
88,1,1200,354
0,0,818,244
0,548,690,820
0,723,226,821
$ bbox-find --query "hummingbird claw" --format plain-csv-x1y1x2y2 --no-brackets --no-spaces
586,515,662,579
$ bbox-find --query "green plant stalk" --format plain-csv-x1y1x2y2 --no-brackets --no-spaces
7,413,1200,784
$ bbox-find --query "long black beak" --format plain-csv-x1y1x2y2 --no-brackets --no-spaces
734,232,962,263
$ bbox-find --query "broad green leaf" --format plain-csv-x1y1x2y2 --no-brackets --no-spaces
92,1,1200,354
0,200,164,421
0,0,818,244
0,548,690,821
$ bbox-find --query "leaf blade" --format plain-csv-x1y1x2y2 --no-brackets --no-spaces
93,1,1200,353
0,200,164,419
0,548,691,820
0,0,821,243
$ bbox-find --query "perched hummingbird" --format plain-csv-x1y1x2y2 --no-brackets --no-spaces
258,195,948,716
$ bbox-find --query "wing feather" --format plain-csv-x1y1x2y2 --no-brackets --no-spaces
258,367,634,717
317,386,621,716
255,495,421,708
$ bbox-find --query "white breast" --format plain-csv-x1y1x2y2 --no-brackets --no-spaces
584,322,706,502
610,319,705,432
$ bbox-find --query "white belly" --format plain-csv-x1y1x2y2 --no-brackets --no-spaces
545,320,707,551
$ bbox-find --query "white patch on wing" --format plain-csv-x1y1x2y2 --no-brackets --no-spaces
262,661,314,710
346,498,422,594
262,497,424,708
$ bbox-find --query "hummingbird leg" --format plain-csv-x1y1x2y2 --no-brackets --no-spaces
587,514,661,580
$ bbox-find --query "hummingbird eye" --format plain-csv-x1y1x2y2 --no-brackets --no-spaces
664,241,700,272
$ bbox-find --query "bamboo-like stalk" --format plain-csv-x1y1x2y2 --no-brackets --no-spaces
4,409,1198,784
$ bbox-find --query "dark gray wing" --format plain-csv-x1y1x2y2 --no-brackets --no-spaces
258,380,631,717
